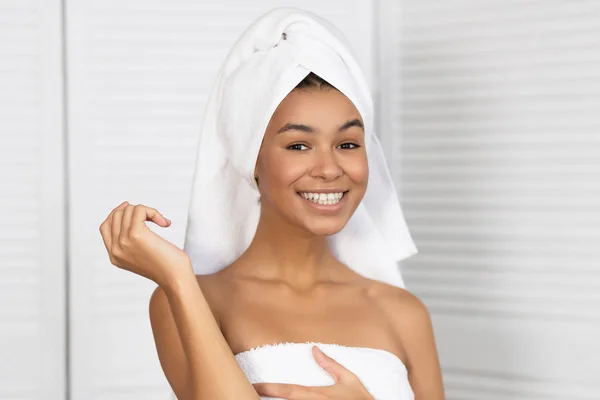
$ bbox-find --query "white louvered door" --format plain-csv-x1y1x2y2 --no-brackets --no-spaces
64,1,375,398
0,0,66,399
379,1,600,398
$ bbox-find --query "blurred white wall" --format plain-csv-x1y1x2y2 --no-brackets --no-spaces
0,0,66,399
1,0,599,399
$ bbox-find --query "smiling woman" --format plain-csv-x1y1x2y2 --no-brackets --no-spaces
99,7,443,400
253,76,369,235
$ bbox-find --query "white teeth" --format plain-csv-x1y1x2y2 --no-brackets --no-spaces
299,192,345,205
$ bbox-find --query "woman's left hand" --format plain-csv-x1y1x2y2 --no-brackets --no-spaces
253,345,374,399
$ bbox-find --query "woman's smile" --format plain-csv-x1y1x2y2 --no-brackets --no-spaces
296,190,350,213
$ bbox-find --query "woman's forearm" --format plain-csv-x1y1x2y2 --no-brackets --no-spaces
163,268,259,400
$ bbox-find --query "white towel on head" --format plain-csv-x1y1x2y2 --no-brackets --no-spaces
183,7,417,288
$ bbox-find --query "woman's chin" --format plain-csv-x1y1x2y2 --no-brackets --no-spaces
304,219,347,236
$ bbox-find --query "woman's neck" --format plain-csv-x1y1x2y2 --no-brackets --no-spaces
235,213,340,290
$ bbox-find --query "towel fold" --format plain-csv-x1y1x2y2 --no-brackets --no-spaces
183,7,417,288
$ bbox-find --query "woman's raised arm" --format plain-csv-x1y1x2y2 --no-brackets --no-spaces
99,201,259,400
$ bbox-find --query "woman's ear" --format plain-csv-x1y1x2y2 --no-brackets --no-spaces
254,174,261,203
254,167,261,202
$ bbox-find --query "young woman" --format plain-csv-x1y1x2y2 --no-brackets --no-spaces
99,9,444,400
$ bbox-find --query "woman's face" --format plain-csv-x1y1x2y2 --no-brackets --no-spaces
254,87,368,236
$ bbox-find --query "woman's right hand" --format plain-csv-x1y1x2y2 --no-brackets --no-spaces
99,201,194,288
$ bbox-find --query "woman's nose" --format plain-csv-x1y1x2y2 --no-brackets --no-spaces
309,149,343,181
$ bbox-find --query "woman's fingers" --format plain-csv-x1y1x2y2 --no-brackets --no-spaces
131,205,169,238
97,201,189,286
100,202,172,268
120,204,135,242
312,345,355,384
111,209,124,260
99,201,129,255
253,348,372,400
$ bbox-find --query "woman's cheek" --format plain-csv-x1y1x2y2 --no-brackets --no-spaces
279,161,307,184
344,154,369,184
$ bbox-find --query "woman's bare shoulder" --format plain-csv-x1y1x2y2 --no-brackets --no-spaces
368,283,444,396
148,271,228,322
194,271,234,325
195,271,227,292
366,280,432,332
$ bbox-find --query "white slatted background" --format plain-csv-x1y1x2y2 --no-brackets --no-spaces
0,0,66,399
65,1,375,399
379,0,600,398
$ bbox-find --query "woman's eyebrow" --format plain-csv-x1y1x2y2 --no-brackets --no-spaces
276,123,315,134
339,118,364,132
276,118,364,134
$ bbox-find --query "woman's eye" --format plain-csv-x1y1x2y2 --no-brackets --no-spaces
338,142,360,149
287,143,310,151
